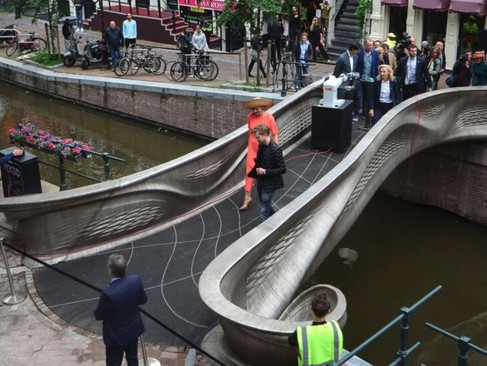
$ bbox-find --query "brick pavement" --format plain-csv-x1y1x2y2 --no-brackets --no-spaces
0,247,213,365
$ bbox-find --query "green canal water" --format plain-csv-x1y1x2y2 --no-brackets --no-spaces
309,192,487,365
0,82,208,189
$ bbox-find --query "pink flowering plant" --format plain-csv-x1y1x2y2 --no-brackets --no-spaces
9,124,95,160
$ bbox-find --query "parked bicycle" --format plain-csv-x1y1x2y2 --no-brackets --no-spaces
167,51,219,82
6,31,47,57
115,44,167,76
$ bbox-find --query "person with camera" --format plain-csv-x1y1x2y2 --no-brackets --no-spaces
448,53,472,87
396,43,432,100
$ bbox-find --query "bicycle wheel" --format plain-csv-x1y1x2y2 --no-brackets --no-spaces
34,37,47,52
201,60,219,81
152,56,167,75
6,41,18,57
195,61,214,80
142,56,160,74
115,57,131,76
169,61,188,82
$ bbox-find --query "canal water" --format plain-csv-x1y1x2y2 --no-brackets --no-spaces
308,191,487,365
0,83,208,189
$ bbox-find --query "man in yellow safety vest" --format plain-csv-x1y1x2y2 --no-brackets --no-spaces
288,291,343,366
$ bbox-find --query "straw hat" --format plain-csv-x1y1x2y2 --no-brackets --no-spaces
244,97,274,110
472,50,485,60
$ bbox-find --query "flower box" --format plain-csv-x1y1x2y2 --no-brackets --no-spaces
9,124,94,162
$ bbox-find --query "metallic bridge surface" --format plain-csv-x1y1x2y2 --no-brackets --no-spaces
0,80,319,257
199,87,487,365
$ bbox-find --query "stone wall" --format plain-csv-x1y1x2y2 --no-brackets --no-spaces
381,141,487,226
0,58,281,140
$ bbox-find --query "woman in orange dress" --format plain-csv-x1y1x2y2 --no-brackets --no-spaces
240,97,278,211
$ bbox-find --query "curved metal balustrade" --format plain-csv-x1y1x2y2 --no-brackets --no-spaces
199,87,487,366
0,81,322,257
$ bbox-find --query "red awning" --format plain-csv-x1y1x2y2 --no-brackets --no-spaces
413,0,450,11
381,0,408,6
449,0,487,15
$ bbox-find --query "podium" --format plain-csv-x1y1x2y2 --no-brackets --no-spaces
311,100,354,153
0,147,42,197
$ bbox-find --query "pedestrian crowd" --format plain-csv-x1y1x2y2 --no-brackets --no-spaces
333,32,486,130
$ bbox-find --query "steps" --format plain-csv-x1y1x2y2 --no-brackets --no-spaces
328,0,360,59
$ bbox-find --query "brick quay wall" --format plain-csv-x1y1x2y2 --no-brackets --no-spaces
0,58,281,140
382,141,487,226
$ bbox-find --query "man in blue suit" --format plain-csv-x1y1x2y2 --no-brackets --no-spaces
356,38,380,128
94,254,148,366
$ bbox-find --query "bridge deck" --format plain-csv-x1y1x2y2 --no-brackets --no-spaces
32,127,367,361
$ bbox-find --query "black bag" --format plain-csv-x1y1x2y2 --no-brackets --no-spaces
445,75,454,87
248,165,258,178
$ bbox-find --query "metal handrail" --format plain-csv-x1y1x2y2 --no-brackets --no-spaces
333,286,443,365
425,322,487,366
331,0,346,22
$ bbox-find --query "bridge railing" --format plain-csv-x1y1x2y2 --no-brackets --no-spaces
199,87,487,365
0,78,322,258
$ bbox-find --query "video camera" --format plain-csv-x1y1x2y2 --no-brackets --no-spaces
396,32,412,50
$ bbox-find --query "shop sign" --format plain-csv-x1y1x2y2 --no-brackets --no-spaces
178,0,224,11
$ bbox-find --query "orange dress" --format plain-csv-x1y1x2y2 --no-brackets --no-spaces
244,112,278,191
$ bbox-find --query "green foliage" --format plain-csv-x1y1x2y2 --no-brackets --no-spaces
355,0,372,39
217,0,283,36
31,50,60,66
463,15,479,35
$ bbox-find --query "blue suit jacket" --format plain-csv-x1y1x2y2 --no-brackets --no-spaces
356,49,380,80
94,274,148,347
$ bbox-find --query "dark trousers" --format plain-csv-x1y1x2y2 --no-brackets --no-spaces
311,40,329,62
249,58,266,77
372,102,394,125
270,41,281,71
124,38,136,49
106,339,138,366
358,81,374,127
403,83,419,100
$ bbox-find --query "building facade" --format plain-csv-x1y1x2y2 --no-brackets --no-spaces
371,0,487,69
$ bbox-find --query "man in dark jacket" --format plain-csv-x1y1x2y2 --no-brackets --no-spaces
94,254,147,366
396,43,432,100
253,124,286,221
105,20,124,71
333,42,360,77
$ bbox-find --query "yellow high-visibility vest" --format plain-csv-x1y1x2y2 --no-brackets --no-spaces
297,321,343,366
